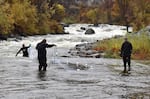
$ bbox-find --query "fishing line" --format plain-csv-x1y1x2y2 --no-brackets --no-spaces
53,46,57,64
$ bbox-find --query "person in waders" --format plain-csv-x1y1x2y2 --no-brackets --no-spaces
36,39,56,71
120,37,133,73
16,44,31,57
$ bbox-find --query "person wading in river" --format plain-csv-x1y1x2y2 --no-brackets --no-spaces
120,37,133,73
16,44,31,57
36,39,56,71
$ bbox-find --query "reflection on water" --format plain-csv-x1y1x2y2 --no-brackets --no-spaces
37,71,47,81
0,53,150,99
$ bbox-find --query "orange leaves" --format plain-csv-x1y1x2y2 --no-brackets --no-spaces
93,46,106,52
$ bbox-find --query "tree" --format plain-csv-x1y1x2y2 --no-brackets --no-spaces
85,8,99,24
101,0,114,24
0,2,13,35
111,0,120,23
131,0,150,31
50,4,65,22
116,0,134,32
10,0,38,35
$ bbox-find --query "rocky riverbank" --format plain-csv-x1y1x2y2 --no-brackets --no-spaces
68,41,102,58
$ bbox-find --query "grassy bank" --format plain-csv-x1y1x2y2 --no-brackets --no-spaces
93,34,150,60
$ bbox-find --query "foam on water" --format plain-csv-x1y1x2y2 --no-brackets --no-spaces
0,24,130,58
0,24,131,59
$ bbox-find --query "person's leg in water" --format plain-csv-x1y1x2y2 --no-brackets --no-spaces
38,58,43,71
127,56,131,71
43,63,47,71
39,65,42,71
123,56,127,73
42,57,47,71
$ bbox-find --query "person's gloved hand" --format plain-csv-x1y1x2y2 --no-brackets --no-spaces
53,44,57,46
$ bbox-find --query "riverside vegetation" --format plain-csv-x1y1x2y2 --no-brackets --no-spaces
93,33,150,60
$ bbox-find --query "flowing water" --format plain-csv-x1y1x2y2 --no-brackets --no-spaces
0,24,149,99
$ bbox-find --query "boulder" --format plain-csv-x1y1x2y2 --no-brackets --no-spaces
80,27,86,30
69,42,102,58
67,62,89,70
85,28,95,35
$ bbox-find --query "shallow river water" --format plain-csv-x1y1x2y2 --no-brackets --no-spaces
0,24,150,99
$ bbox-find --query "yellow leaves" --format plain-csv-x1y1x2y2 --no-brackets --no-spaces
11,1,37,23
86,9,96,18
0,0,66,35
0,3,13,35
11,3,24,21
10,0,38,34
51,4,65,22
85,8,98,24
49,20,63,33
57,4,65,14
111,1,120,17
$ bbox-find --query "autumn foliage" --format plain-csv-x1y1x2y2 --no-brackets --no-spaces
0,0,149,36
0,0,65,36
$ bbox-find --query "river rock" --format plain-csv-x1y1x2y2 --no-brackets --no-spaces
69,42,101,58
67,62,89,70
85,28,95,35
80,27,86,30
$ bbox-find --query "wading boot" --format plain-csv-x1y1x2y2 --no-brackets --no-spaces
39,65,42,71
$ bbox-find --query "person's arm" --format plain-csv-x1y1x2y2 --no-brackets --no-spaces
36,44,38,50
130,43,133,54
47,44,56,48
16,48,22,56
36,43,40,50
27,44,31,48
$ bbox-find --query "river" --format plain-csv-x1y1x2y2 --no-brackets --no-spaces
0,24,149,99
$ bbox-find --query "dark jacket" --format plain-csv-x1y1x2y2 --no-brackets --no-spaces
121,41,132,56
36,42,55,59
16,46,30,57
